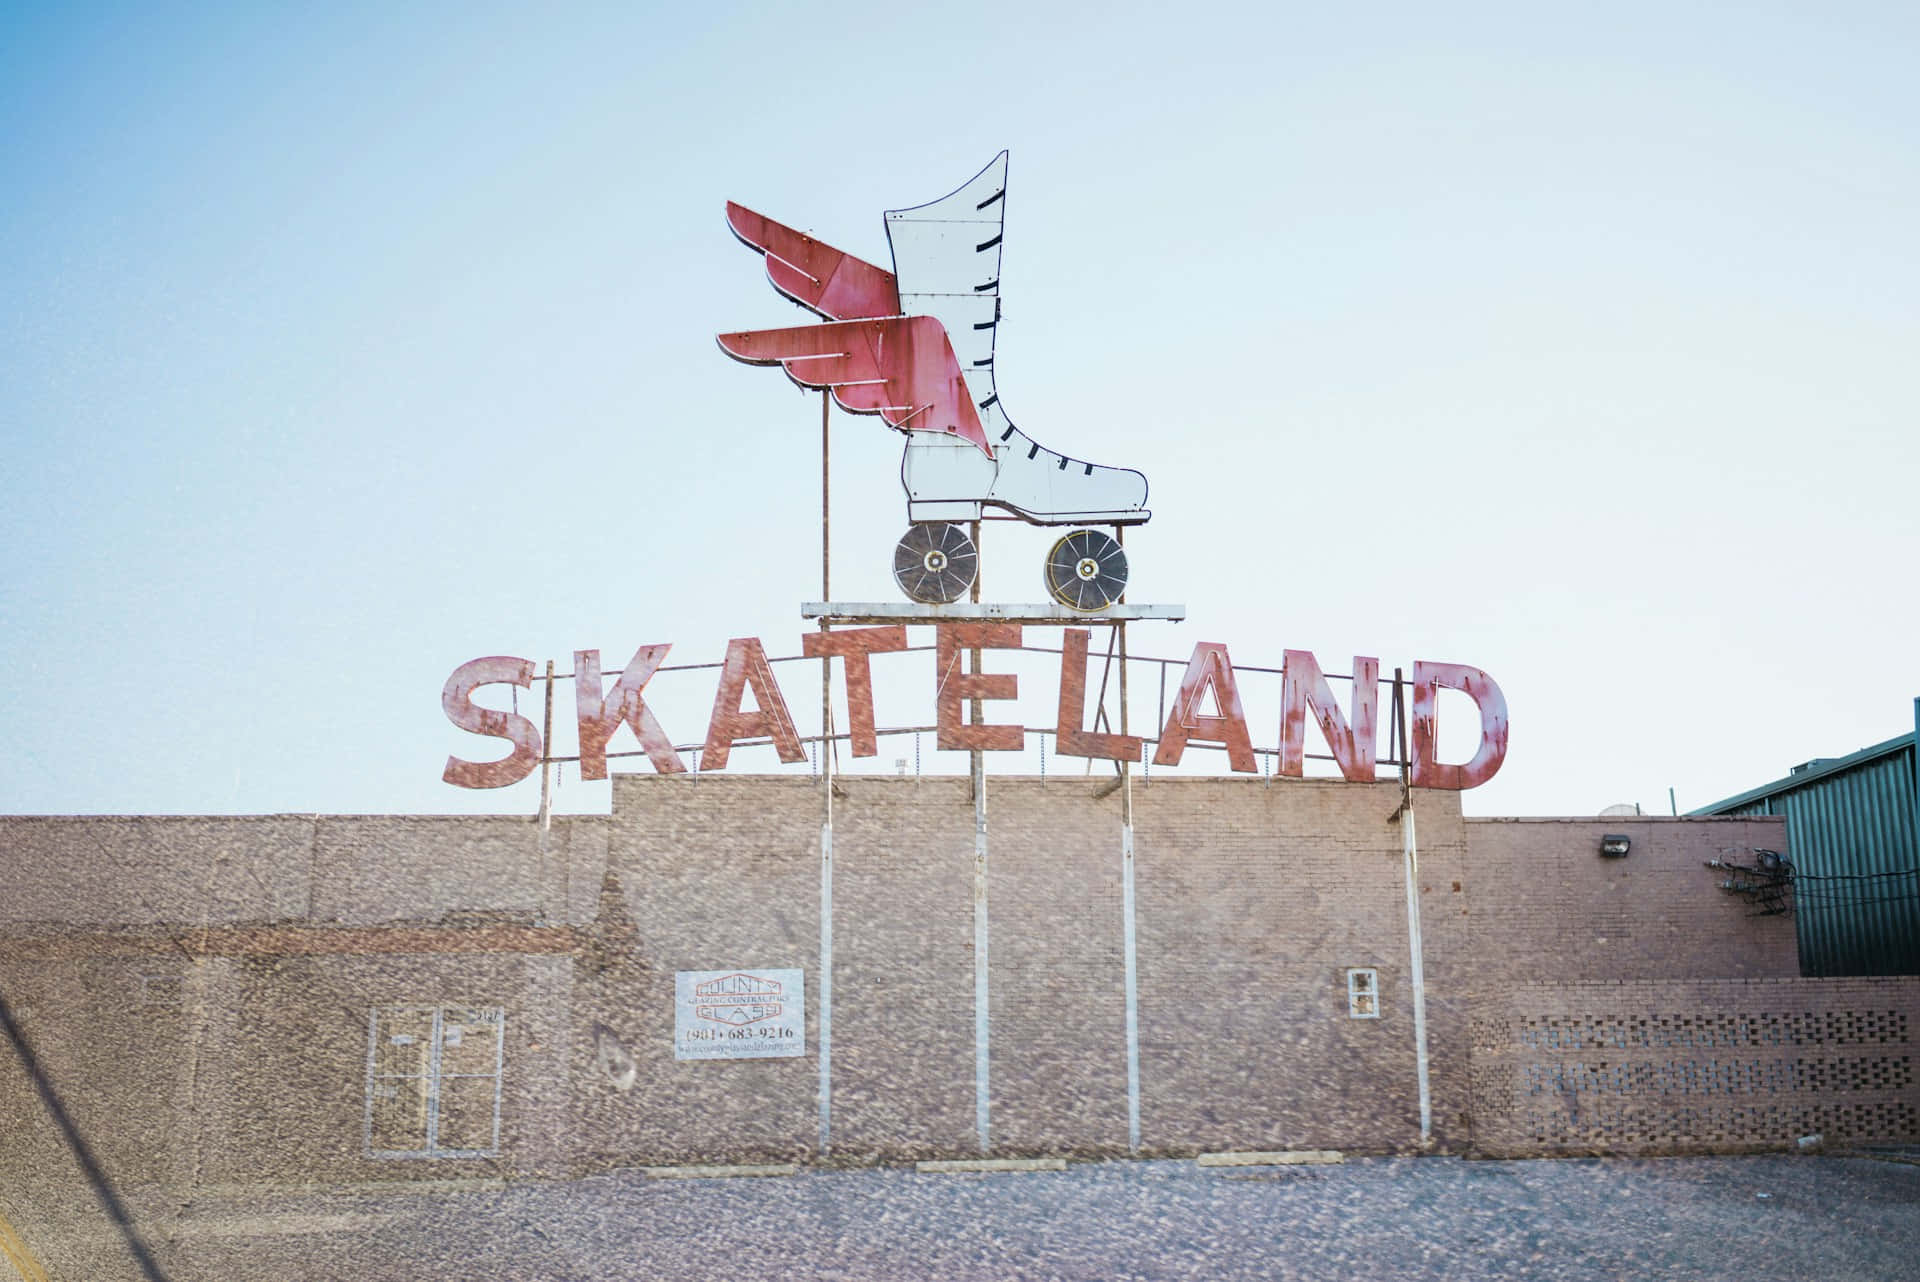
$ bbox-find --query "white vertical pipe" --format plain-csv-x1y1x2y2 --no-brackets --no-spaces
818,822,833,1153
1401,798,1432,1144
969,521,990,1154
1121,822,1141,1151
817,388,834,1156
973,754,991,1153
1116,577,1141,1153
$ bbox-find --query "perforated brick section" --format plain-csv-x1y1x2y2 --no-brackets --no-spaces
1469,979,1920,1155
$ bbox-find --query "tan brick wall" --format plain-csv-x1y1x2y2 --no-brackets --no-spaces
1464,817,1797,982
592,775,1477,1162
0,950,576,1191
0,792,1821,1183
1131,778,1472,1154
0,815,319,926
1469,978,1920,1155
0,813,602,930
576,776,827,1166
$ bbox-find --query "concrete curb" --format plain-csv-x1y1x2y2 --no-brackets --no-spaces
643,1164,799,1180
915,1158,1069,1174
192,1178,509,1199
1197,1150,1345,1168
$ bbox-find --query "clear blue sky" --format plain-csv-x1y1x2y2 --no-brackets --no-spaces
4,2,1916,818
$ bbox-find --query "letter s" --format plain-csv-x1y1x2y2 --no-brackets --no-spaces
441,656,542,788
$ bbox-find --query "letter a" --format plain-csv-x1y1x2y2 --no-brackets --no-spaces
1151,642,1257,772
702,637,805,769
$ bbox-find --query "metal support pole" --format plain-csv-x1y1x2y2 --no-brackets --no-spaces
818,820,833,1153
1116,537,1141,1150
537,659,555,924
818,390,835,1155
1393,668,1433,1145
822,391,830,610
969,519,990,1153
538,660,555,832
972,742,989,1153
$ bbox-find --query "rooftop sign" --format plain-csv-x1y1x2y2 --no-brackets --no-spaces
439,630,1509,792
440,156,1510,794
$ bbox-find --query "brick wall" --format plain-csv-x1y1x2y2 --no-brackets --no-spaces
590,774,1474,1162
1464,817,1797,982
0,788,1846,1186
1469,978,1920,1155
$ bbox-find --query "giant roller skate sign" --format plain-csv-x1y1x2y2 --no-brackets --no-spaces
720,152,1142,610
436,155,1512,794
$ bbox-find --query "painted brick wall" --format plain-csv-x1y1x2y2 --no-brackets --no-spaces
1131,778,1472,1155
1470,978,1920,1155
589,774,1476,1162
0,792,1823,1185
1465,817,1797,983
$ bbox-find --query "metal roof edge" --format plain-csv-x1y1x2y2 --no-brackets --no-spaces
1690,729,1917,815
1464,815,1786,824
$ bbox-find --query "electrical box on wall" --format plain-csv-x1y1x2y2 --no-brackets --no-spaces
1346,968,1379,1018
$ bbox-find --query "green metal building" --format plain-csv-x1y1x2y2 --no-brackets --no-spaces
1694,700,1919,976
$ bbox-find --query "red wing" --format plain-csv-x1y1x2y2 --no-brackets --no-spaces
718,316,991,456
727,203,902,322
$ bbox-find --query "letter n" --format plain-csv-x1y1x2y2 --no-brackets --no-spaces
1278,651,1379,781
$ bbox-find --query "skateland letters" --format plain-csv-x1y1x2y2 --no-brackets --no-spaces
440,628,1509,792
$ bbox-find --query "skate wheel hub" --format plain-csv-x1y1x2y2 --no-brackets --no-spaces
1045,530,1129,612
893,523,978,604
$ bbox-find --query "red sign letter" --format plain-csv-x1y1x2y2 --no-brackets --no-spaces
702,637,805,769
1278,651,1379,782
1152,642,1257,773
1410,660,1509,790
802,626,909,758
441,657,542,789
1055,629,1143,762
935,623,1024,752
576,646,686,780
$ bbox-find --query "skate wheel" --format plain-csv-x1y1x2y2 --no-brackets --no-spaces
1044,529,1128,611
893,523,978,604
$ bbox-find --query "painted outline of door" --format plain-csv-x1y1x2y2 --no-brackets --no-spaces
364,1006,505,1158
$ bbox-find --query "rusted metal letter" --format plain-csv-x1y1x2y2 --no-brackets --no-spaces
1278,651,1379,782
703,637,806,769
441,656,543,789
802,626,908,757
575,646,686,779
1151,642,1257,772
1055,629,1144,762
935,623,1024,752
1410,660,1509,790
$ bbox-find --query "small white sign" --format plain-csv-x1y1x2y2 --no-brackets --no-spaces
674,968,805,1061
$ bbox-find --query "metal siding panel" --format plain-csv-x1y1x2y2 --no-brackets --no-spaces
1771,747,1920,976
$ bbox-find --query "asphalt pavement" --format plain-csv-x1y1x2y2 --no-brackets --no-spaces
10,1152,1920,1282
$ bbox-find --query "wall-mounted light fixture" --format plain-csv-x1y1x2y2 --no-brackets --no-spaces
1599,834,1631,858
